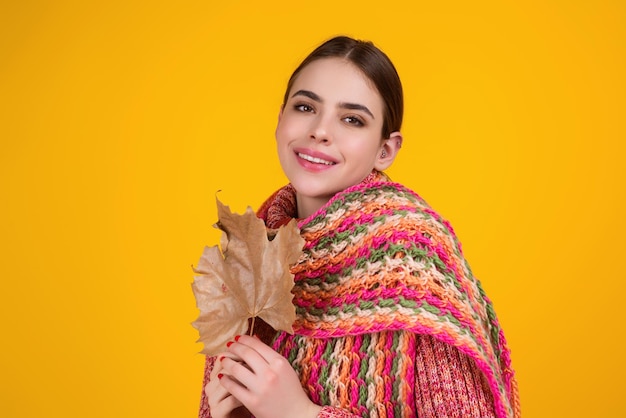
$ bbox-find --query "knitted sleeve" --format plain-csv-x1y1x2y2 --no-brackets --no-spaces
415,334,496,417
199,356,215,418
317,406,359,417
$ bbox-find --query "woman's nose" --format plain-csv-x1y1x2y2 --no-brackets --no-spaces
309,116,332,143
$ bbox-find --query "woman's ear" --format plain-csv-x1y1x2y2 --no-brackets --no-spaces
374,131,403,171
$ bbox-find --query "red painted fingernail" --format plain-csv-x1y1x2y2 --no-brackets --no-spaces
235,335,241,342
217,373,223,379
219,356,225,362
226,341,233,347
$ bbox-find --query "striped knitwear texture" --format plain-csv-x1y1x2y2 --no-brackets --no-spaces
256,171,519,418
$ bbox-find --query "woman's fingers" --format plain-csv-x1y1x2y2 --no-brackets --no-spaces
232,335,280,361
207,353,248,418
225,335,280,371
219,335,320,418
207,362,229,403
220,357,256,389
206,377,245,417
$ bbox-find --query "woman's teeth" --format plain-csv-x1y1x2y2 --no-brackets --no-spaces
298,153,335,165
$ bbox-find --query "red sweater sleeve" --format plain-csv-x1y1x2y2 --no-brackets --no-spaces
198,356,214,418
414,334,496,417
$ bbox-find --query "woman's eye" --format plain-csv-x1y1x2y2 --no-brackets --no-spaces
294,104,314,112
344,116,364,126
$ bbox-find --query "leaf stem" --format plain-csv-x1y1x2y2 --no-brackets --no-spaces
249,316,256,336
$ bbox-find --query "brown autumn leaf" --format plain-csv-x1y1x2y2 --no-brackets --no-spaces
191,198,303,356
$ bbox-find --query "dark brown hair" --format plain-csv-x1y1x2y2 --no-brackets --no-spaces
282,36,403,138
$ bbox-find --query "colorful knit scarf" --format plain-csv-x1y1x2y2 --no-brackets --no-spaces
257,171,520,418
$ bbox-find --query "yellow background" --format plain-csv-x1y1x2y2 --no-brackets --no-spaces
1,1,624,417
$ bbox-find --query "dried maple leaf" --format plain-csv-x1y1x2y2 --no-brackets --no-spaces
191,198,303,356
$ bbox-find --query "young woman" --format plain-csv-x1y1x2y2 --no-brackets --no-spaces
199,36,520,418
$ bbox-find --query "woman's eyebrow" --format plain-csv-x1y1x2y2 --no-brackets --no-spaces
291,89,375,119
291,89,322,102
338,102,374,119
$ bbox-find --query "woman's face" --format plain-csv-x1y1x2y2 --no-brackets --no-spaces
275,58,397,218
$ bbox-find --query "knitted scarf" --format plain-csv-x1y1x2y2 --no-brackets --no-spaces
257,171,520,418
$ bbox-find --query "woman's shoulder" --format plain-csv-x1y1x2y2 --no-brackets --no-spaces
327,173,435,219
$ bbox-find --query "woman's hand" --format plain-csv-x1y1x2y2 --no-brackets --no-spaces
205,352,250,418
218,334,322,418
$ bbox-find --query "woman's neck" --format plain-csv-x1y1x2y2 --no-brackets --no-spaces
295,194,331,219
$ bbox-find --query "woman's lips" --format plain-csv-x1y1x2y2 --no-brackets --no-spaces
294,149,337,171
297,152,335,165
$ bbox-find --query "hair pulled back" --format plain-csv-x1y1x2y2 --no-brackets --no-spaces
282,36,403,139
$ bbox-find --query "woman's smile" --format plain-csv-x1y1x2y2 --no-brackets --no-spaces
294,148,338,171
